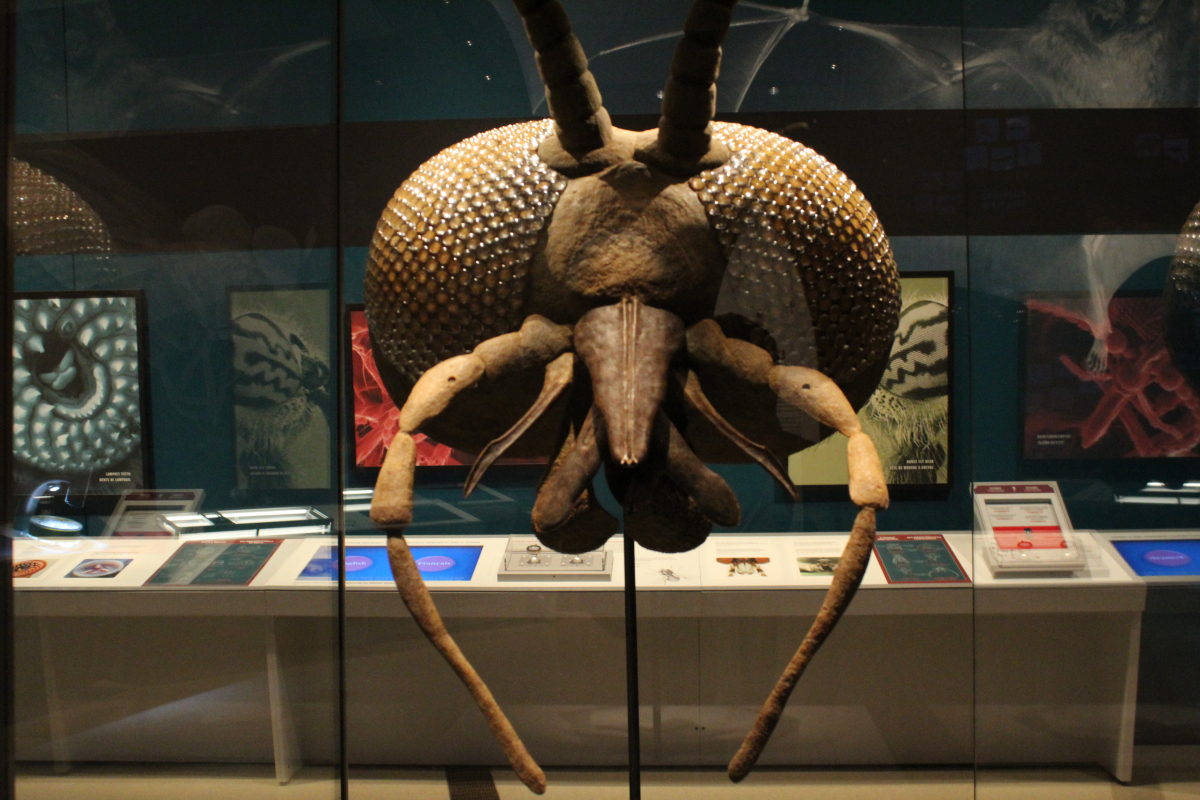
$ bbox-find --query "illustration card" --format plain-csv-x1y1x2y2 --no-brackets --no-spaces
68,558,133,579
145,539,281,586
12,292,151,496
13,557,60,581
701,539,783,584
632,544,701,587
873,534,969,584
793,536,846,577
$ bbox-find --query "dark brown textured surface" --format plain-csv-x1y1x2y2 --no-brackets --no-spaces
366,118,900,451
574,298,685,466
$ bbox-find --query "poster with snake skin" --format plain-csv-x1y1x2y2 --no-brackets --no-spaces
229,286,333,490
12,291,151,497
787,273,952,495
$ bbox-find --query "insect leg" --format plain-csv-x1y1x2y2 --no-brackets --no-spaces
385,537,546,794
465,351,576,497
728,507,876,782
728,365,888,782
372,317,572,797
679,369,798,500
769,365,888,509
371,314,573,526
531,406,620,554
370,353,485,527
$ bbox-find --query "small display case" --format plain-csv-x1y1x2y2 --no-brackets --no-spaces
498,535,612,582
160,506,331,539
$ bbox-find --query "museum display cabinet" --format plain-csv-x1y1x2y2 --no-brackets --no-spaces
5,1,1200,798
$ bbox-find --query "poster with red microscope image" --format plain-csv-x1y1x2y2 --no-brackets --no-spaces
349,308,545,468
1023,294,1200,459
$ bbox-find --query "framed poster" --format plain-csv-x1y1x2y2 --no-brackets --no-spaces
12,291,152,497
346,304,545,473
788,272,953,500
1022,291,1200,461
229,285,334,490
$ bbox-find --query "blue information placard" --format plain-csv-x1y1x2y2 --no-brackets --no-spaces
299,545,482,582
1112,540,1200,577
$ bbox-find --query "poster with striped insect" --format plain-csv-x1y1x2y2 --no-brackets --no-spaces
788,272,953,498
229,285,333,490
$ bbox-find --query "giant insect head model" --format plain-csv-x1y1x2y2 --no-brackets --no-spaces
365,0,900,793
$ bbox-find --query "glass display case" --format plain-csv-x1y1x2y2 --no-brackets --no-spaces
5,1,1200,798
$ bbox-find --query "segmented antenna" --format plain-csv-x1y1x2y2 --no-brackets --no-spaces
656,0,739,161
512,0,613,154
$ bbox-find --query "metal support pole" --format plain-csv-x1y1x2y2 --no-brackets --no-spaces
623,535,640,799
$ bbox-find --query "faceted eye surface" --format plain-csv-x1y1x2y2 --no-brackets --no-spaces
365,120,568,384
697,122,902,385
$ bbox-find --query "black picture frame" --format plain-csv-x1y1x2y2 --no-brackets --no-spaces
11,289,154,502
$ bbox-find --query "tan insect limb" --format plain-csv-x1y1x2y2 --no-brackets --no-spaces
770,365,889,510
847,431,889,510
768,365,862,436
728,506,877,783
371,431,417,526
370,354,485,527
372,316,573,527
465,314,573,381
464,351,576,497
395,354,486,435
386,537,547,794
680,370,799,501
371,318,576,795
685,318,774,386
721,366,886,780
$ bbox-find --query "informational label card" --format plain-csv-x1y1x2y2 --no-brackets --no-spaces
105,490,204,537
873,534,969,584
145,539,281,586
984,499,1067,550
633,545,700,587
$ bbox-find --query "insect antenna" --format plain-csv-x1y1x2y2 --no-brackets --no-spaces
639,0,739,174
511,0,613,155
